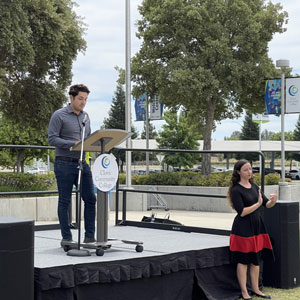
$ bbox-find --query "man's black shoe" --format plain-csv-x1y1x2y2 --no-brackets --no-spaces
83,236,95,243
60,238,73,247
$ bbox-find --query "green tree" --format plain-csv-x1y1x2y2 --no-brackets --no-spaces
102,83,138,171
292,115,300,162
141,122,158,139
0,0,86,130
225,131,242,141
136,122,158,162
0,116,52,173
269,130,294,168
235,112,259,163
261,129,275,140
131,0,287,175
103,83,138,137
156,110,200,169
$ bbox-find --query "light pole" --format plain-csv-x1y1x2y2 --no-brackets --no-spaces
125,0,132,187
276,59,290,184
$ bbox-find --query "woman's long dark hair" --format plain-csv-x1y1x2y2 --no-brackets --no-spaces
227,159,254,208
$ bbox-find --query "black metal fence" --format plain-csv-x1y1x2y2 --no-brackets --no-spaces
0,144,265,235
0,144,78,231
114,148,265,236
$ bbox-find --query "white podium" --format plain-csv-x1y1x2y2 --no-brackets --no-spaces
63,129,143,256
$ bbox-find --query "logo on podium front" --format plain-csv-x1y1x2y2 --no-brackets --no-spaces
92,154,118,192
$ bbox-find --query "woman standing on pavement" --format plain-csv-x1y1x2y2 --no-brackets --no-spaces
228,159,277,300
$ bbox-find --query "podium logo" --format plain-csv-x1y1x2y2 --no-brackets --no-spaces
101,156,110,168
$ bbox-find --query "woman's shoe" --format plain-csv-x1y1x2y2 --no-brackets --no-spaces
252,292,271,299
241,297,252,300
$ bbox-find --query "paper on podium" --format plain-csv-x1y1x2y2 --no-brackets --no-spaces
70,129,132,152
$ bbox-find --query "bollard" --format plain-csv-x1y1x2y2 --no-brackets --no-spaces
263,201,300,289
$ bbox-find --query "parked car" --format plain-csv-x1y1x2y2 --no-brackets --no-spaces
26,167,46,174
189,166,224,173
252,167,284,176
286,170,300,180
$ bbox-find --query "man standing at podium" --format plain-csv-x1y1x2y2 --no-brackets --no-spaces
48,84,96,246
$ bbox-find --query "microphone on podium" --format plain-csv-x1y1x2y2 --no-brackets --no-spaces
82,113,88,125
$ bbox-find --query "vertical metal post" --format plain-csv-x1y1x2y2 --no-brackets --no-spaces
125,0,132,187
280,71,286,182
115,151,120,226
146,95,150,174
96,139,108,243
122,190,127,222
276,59,289,183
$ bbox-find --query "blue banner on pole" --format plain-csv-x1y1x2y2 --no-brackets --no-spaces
264,79,281,114
134,94,147,121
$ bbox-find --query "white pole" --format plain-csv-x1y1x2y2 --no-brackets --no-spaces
280,70,285,182
146,95,149,174
276,59,289,182
125,0,132,187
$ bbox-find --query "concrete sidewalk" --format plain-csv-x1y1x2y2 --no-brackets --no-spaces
35,210,236,230
111,210,236,230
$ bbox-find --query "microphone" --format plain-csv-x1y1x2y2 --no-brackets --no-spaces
82,113,88,125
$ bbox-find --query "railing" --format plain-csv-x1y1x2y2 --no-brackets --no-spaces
0,145,266,235
114,148,265,236
0,144,78,231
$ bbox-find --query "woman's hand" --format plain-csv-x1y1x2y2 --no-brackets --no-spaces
241,188,263,217
266,190,278,208
270,190,277,204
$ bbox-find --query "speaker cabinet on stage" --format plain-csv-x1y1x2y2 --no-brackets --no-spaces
263,201,300,289
0,217,34,300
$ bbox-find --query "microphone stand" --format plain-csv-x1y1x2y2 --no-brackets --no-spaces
67,115,91,256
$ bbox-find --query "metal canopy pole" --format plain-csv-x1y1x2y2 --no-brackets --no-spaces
276,59,290,183
125,0,132,187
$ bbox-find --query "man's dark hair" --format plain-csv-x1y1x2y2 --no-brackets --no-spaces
68,84,90,97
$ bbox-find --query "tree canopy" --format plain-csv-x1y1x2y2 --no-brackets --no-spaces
103,83,138,138
0,115,52,172
156,110,200,169
131,0,287,174
0,0,86,129
102,83,139,171
0,0,86,171
235,112,259,163
141,122,158,139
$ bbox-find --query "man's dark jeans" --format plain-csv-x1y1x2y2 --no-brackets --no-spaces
54,159,96,239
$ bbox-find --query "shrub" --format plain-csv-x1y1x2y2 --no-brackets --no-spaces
0,172,56,192
118,170,279,187
119,173,126,184
265,173,281,185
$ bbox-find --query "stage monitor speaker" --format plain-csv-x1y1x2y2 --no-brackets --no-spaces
0,217,34,300
263,201,300,289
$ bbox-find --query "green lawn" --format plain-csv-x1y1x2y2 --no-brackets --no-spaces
260,286,300,300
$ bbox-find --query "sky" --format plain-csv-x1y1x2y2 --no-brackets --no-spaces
71,0,300,141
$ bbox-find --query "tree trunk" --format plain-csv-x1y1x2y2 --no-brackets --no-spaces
120,160,124,173
16,149,25,173
202,97,216,176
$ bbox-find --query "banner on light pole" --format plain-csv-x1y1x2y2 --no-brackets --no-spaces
286,77,300,113
264,79,281,114
150,95,164,120
134,93,147,121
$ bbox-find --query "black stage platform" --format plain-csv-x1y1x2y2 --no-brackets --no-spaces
34,225,243,300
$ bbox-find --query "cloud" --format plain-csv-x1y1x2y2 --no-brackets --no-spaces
72,0,300,140
85,98,112,131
